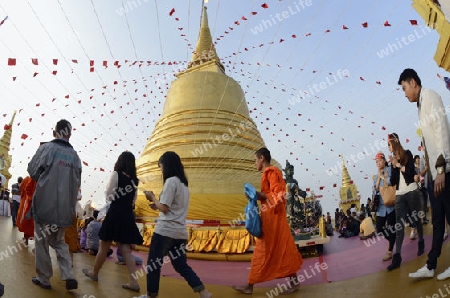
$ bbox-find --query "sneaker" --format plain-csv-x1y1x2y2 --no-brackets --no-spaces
382,251,392,261
410,228,417,240
437,267,450,281
409,265,434,278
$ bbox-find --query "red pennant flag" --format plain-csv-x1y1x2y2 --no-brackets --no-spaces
65,95,69,99
12,77,16,81
100,168,105,172
71,59,78,63
384,20,391,26
21,133,28,139
241,16,247,21
103,60,108,68
410,20,418,25
381,126,386,130
261,3,268,8
3,124,10,130
33,72,38,77
53,59,58,65
306,188,310,192
362,22,368,28
90,67,94,72
319,186,324,190
52,70,57,75
360,77,365,81
0,16,7,26
31,58,38,65
169,8,175,16
82,161,89,166
90,60,94,66
251,11,257,15
343,25,349,29
376,81,381,85
7,58,16,66
333,183,337,187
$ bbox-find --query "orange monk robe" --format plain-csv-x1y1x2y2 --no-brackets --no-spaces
248,166,303,284
16,176,36,240
65,213,81,252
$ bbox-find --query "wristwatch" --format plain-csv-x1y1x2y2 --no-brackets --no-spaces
437,166,445,175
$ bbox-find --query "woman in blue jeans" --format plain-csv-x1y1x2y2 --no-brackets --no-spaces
373,152,396,262
144,151,212,298
387,133,424,271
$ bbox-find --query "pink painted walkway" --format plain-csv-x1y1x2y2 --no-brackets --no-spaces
103,228,439,288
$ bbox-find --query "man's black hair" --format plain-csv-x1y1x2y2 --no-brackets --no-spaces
398,68,422,86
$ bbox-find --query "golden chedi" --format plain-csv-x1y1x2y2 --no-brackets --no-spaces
412,0,450,71
0,111,16,187
339,155,360,212
135,7,270,221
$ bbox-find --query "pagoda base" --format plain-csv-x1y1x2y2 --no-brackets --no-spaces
136,218,329,261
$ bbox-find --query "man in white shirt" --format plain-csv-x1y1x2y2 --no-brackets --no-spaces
398,69,450,280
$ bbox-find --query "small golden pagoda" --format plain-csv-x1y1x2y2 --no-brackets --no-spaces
412,0,450,71
339,156,360,212
135,7,269,221
0,111,16,187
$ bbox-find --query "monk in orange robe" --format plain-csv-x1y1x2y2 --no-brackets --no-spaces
232,147,303,294
16,176,37,244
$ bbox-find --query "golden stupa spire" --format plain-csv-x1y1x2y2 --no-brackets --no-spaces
187,6,225,72
0,111,16,182
341,155,352,187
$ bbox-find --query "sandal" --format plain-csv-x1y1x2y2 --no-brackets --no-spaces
231,285,253,294
122,283,140,292
32,277,51,290
82,269,98,281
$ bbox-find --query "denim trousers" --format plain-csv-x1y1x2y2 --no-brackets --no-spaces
146,232,204,296
11,201,19,225
375,210,396,251
427,172,450,269
395,189,423,254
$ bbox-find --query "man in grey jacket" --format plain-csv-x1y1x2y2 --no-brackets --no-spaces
27,119,82,290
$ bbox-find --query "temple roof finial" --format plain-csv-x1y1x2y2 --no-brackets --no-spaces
341,155,352,187
187,6,225,72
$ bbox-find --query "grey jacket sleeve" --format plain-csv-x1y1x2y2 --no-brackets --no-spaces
27,146,49,181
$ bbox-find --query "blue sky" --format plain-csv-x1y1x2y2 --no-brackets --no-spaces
0,0,449,215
